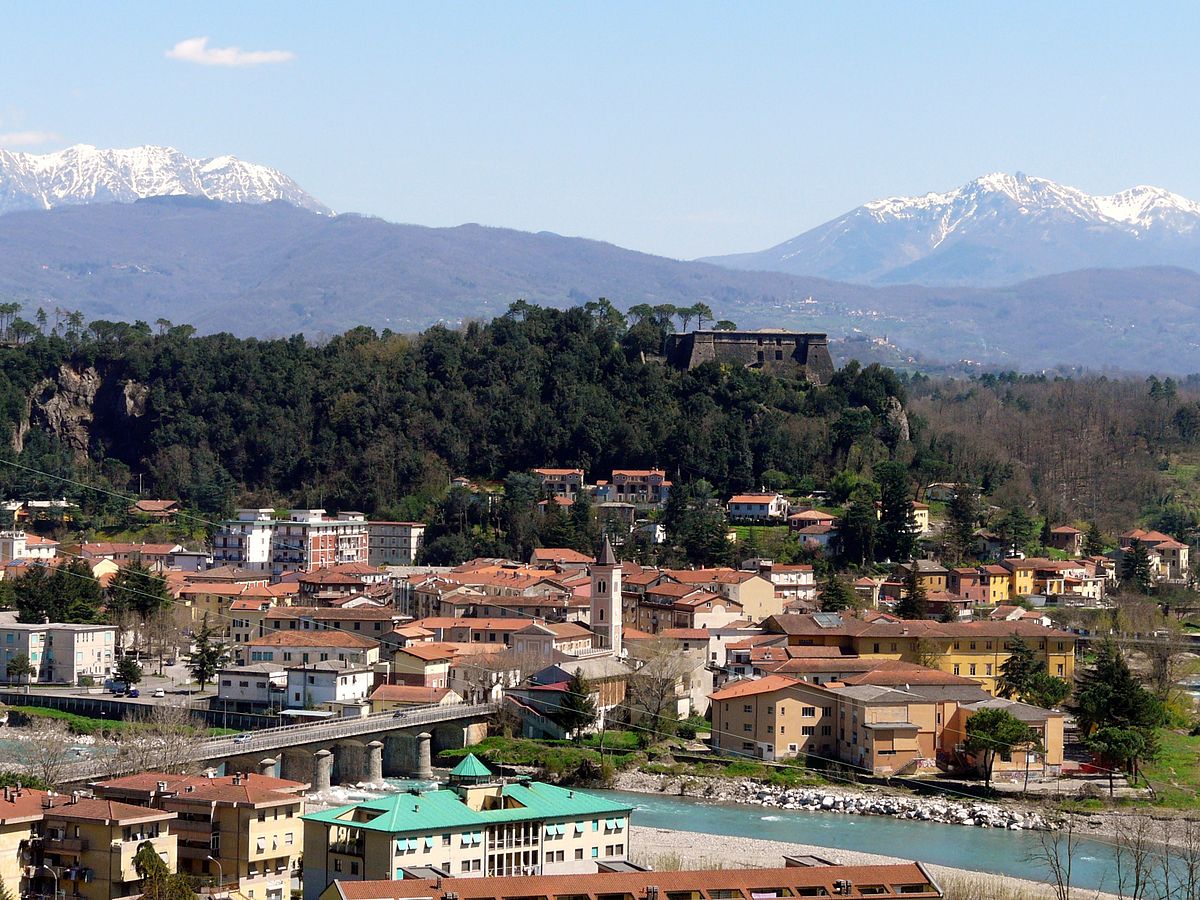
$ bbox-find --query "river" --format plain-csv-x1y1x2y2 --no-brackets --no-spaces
598,789,1129,894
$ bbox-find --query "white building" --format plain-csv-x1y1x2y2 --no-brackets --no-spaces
0,531,59,562
214,508,371,574
216,662,287,711
0,622,117,685
367,521,426,566
727,492,789,521
285,660,373,710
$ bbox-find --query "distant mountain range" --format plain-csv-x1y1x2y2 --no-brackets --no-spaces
0,144,330,215
704,173,1200,287
1,196,1199,373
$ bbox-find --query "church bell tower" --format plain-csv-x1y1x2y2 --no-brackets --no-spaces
590,536,622,656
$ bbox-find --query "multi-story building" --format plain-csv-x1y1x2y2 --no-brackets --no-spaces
1120,529,1191,582
665,568,778,622
79,541,182,569
741,559,817,606
217,662,288,711
214,509,371,574
318,863,944,900
366,521,426,566
241,631,381,667
0,622,117,685
285,659,374,711
94,771,307,900
532,468,585,499
0,785,44,898
761,612,1075,695
0,530,58,562
34,794,178,900
726,492,789,521
301,755,633,899
609,469,671,506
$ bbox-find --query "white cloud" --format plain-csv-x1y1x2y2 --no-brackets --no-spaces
165,36,295,67
0,130,62,148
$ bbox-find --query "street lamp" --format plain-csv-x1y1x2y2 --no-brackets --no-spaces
206,855,225,897
40,864,59,900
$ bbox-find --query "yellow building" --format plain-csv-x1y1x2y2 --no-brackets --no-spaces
368,684,462,713
894,560,949,594
37,796,178,900
763,613,1075,695
0,786,44,898
999,561,1035,599
94,771,308,900
978,566,1013,603
665,569,778,622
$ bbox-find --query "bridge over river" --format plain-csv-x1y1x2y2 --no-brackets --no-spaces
63,701,498,788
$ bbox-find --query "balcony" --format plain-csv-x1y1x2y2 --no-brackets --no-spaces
43,835,89,853
328,839,365,856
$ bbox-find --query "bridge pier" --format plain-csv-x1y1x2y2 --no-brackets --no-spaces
333,741,366,786
313,749,333,792
280,748,312,784
258,757,278,777
367,741,384,783
416,731,432,780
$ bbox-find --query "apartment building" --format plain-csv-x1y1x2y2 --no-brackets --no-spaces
241,631,381,667
0,530,58,562
665,568,778,622
366,521,426,566
762,612,1075,694
35,795,178,900
301,756,633,899
217,662,288,711
285,659,373,711
608,469,671,506
94,771,307,900
532,468,585,499
318,863,944,900
214,509,371,574
0,622,117,685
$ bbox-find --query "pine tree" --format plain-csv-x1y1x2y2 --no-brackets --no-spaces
964,707,1040,788
819,575,854,612
996,636,1040,699
1084,523,1105,556
553,669,597,741
945,484,980,563
186,613,227,692
1072,638,1165,734
115,655,143,687
893,563,927,619
838,495,877,566
876,461,918,562
1120,540,1153,593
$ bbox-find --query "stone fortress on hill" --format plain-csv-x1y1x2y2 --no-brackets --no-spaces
665,329,835,384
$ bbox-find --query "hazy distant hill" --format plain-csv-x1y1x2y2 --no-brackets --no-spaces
0,197,1198,372
705,172,1200,288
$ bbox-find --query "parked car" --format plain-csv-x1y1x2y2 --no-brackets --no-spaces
233,733,253,745
152,688,166,698
128,688,140,698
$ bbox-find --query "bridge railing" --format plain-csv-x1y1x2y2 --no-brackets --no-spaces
194,701,499,757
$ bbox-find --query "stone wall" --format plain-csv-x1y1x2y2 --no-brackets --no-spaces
665,331,834,384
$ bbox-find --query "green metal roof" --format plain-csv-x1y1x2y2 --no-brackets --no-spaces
302,781,632,834
449,753,492,779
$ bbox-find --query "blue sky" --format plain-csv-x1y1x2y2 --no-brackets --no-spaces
3,2,1198,258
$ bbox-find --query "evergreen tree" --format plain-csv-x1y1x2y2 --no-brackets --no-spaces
996,636,1040,699
997,507,1036,556
13,560,104,624
837,495,877,566
1039,516,1053,551
1071,638,1165,734
1085,725,1156,796
186,614,227,692
893,563,927,620
964,707,1040,788
945,484,980,563
568,490,599,553
819,575,855,613
115,655,143,687
1083,523,1105,556
109,561,173,621
876,461,917,562
552,669,597,741
4,652,33,687
1120,540,1153,593
134,840,197,900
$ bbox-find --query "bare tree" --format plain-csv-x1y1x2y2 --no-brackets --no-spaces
142,608,184,676
111,705,201,775
1029,813,1080,900
1154,817,1200,900
624,637,696,746
22,720,76,787
1111,810,1157,900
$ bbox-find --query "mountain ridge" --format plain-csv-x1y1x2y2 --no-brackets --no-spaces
702,172,1200,287
0,143,330,215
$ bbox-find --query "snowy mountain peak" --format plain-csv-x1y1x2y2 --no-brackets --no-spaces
0,144,330,215
704,173,1200,287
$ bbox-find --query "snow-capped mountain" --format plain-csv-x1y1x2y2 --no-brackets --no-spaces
703,173,1200,286
0,144,330,215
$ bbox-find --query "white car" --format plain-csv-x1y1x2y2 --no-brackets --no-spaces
152,688,166,698
232,733,253,745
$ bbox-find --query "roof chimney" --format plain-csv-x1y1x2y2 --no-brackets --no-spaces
156,781,167,792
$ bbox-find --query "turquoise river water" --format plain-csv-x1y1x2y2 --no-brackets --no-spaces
598,789,1131,894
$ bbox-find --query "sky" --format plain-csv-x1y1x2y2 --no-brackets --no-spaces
3,2,1200,259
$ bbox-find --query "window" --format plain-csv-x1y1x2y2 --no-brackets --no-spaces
766,725,773,734
802,726,815,736
801,706,816,717
822,706,832,716
985,664,993,676
969,641,976,650
775,350,783,361
743,704,753,713
873,643,880,653
952,664,960,675
333,860,342,873
575,848,584,860
766,705,773,715
1057,664,1064,676
969,664,977,676
592,847,599,858
743,723,752,732
821,725,832,736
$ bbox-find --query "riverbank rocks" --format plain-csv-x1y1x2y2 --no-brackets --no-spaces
613,772,1051,832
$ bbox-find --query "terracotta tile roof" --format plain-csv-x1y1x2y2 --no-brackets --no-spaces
611,468,667,478
797,523,836,535
532,468,584,477
330,865,940,899
0,787,50,823
841,659,981,686
96,772,307,804
131,499,179,513
765,612,1072,641
726,634,786,650
45,796,174,824
710,673,800,700
245,630,378,649
298,570,366,585
24,534,58,546
530,548,595,564
728,493,781,505
397,642,461,662
1051,525,1082,534
667,568,756,585
658,627,710,640
789,509,835,521
270,606,401,621
369,684,454,703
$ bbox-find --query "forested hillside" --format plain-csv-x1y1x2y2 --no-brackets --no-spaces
0,302,908,523
1,303,1196,553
